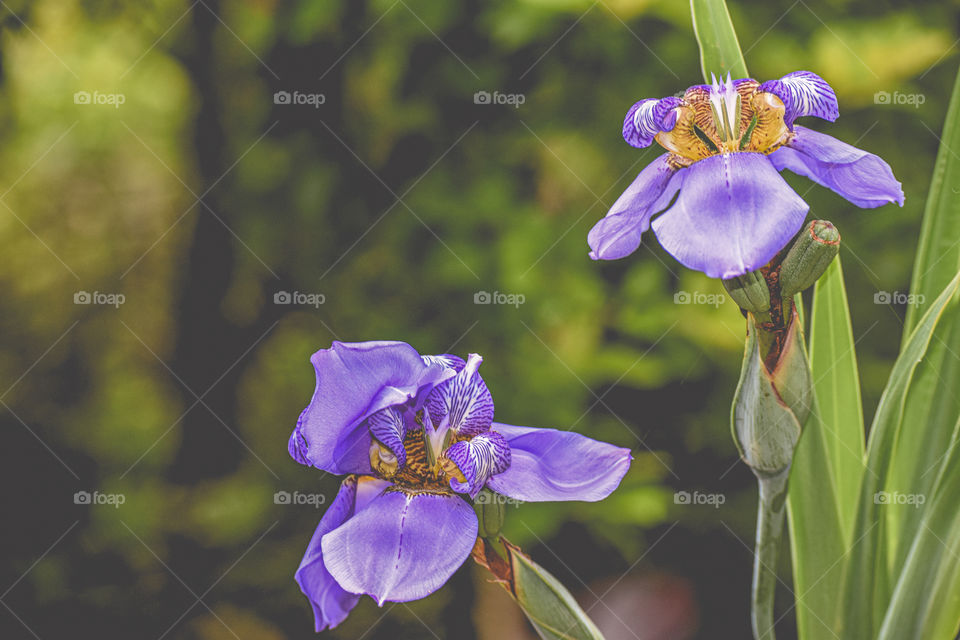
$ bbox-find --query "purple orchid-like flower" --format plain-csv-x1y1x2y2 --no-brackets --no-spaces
288,340,632,631
588,71,904,278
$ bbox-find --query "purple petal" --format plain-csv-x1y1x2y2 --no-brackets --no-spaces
758,71,838,128
288,408,311,465
650,152,809,278
295,476,395,629
588,153,678,260
367,406,409,468
322,490,478,604
623,97,682,148
443,431,511,498
486,423,632,502
291,341,455,474
769,125,905,208
425,353,494,437
295,477,362,631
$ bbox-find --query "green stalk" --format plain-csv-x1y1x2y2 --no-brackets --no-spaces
752,470,789,640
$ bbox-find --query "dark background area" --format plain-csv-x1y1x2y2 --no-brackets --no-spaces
0,0,956,638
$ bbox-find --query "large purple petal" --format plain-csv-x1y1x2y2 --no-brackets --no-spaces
486,423,631,502
623,97,682,148
588,153,678,261
650,152,809,278
322,490,478,604
758,71,838,128
425,353,494,437
443,431,511,498
769,125,905,208
295,476,393,630
296,477,360,630
291,341,455,474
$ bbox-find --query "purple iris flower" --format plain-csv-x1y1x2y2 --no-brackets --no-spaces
288,340,632,631
588,71,904,278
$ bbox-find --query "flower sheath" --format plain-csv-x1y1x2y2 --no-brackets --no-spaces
589,71,904,278
289,340,632,630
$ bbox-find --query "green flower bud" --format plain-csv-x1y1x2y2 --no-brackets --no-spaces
474,489,506,539
732,308,812,475
723,270,771,313
779,220,840,299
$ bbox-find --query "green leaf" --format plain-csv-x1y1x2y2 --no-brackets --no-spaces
885,299,960,579
787,258,866,639
804,258,866,539
877,423,960,640
473,538,606,640
508,545,606,640
839,272,960,639
904,62,960,337
689,0,748,82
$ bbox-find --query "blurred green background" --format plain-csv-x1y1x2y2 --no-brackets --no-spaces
1,0,956,638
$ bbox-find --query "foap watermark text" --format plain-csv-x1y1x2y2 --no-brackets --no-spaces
674,291,725,308
274,490,327,508
474,91,525,108
274,90,326,108
474,290,525,308
74,90,125,108
274,291,325,308
674,490,726,508
874,91,925,108
74,490,126,508
75,291,125,308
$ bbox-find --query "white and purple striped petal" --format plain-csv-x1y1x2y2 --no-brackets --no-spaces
367,406,408,468
321,490,478,605
770,125,904,208
487,423,631,502
588,153,678,260
623,97,682,148
443,431,511,498
650,152,809,278
425,353,494,437
758,71,838,128
421,354,466,371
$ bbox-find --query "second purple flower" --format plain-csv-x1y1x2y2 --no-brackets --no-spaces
588,71,904,278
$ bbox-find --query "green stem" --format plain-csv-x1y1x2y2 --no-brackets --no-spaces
752,469,789,640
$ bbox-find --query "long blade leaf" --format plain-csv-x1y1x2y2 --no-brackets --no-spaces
904,63,960,337
787,258,866,638
690,0,748,82
839,272,960,639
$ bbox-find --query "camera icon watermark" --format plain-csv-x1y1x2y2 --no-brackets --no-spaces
673,290,725,308
273,90,326,108
74,291,125,308
473,90,525,108
874,291,925,307
873,91,925,108
874,491,925,507
274,490,326,508
674,490,726,508
74,490,126,508
474,290,525,308
274,290,325,308
73,90,125,108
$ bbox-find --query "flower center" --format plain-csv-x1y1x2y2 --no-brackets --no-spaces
369,411,463,494
656,78,790,165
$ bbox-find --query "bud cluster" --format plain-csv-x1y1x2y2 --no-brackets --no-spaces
726,221,837,476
